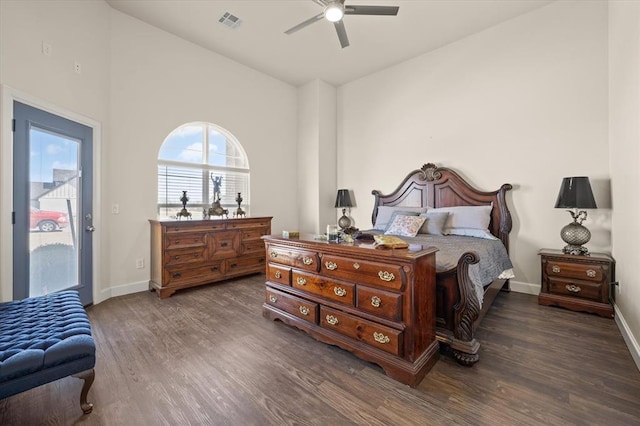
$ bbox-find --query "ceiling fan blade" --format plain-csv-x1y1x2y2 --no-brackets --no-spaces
334,20,350,48
345,5,399,16
284,12,325,34
312,0,328,6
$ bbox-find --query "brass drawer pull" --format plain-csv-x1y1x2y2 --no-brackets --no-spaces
211,266,218,272
371,296,381,308
326,315,339,325
378,271,395,282
194,253,200,258
586,269,596,278
274,270,282,279
325,261,338,270
373,332,390,344
296,277,307,285
171,272,182,279
221,242,228,247
302,256,314,265
353,262,360,269
552,265,560,273
174,255,181,260
270,251,278,258
299,305,310,316
566,284,581,293
269,294,277,303
334,287,347,297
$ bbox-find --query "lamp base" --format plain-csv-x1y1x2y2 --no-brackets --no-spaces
560,221,591,256
562,244,590,256
338,214,351,230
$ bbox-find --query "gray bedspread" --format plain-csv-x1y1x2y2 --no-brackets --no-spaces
367,231,513,306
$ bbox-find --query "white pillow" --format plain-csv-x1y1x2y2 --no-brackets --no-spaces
429,205,496,240
384,215,427,237
373,206,428,230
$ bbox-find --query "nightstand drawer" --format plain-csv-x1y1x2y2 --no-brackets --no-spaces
545,260,604,282
547,277,602,301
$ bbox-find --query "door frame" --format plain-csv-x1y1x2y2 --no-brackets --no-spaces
1,85,102,303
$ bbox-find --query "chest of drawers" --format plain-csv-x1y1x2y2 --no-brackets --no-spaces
262,234,439,387
538,249,614,318
149,217,271,298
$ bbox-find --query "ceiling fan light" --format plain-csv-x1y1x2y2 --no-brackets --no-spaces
324,4,344,22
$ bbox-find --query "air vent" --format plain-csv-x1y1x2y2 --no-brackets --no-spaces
218,12,242,29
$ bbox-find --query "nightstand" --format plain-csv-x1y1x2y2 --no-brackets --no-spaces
538,249,614,318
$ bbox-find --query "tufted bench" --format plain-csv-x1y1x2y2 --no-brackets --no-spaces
0,290,96,414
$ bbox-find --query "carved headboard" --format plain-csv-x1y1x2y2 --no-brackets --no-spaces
371,163,513,252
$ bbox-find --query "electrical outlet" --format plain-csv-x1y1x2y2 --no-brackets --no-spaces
74,61,81,74
42,41,52,56
136,258,144,269
112,204,120,214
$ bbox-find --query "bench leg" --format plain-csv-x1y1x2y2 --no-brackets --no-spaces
73,369,95,414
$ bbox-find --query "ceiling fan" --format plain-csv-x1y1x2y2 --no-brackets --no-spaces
285,0,399,48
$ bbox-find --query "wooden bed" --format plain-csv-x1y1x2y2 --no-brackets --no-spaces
371,163,513,365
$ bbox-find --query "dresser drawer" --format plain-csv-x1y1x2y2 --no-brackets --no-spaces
547,277,603,301
321,255,404,291
209,231,240,259
266,245,320,272
164,262,224,286
242,227,270,240
267,264,291,286
291,271,355,306
165,232,206,249
242,240,265,254
266,287,318,324
164,222,225,233
227,219,272,230
164,246,207,266
357,286,403,322
320,306,403,356
545,260,605,283
226,255,265,274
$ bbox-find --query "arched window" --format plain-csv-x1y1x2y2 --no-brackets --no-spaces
157,122,249,218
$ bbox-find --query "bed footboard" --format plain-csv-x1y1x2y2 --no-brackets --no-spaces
435,252,482,365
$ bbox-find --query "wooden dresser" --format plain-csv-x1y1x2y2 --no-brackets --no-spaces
262,234,439,387
149,217,271,298
538,249,615,318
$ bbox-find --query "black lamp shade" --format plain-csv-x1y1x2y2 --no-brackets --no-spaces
554,177,597,209
335,189,353,208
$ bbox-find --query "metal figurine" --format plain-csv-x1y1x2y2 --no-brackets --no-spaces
235,192,246,217
207,174,228,218
176,191,192,220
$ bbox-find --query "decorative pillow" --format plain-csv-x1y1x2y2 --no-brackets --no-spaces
373,206,428,230
429,205,496,240
384,214,427,237
384,210,420,232
418,212,449,235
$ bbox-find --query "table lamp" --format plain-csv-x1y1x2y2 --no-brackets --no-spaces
334,189,353,230
554,176,597,255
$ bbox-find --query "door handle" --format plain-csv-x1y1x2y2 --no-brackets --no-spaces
86,225,95,232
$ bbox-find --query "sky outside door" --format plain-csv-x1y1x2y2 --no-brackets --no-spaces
13,101,94,305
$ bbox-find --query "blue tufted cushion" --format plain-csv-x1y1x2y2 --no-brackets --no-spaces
0,291,95,383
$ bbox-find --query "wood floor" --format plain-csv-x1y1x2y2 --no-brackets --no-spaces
2,274,640,425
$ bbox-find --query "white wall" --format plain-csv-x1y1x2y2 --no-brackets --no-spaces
338,0,610,295
609,0,640,367
107,11,297,299
0,0,110,301
297,80,337,234
0,1,298,301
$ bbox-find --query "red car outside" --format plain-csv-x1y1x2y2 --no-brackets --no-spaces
30,207,69,232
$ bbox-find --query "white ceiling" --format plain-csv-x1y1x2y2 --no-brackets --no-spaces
106,0,554,87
